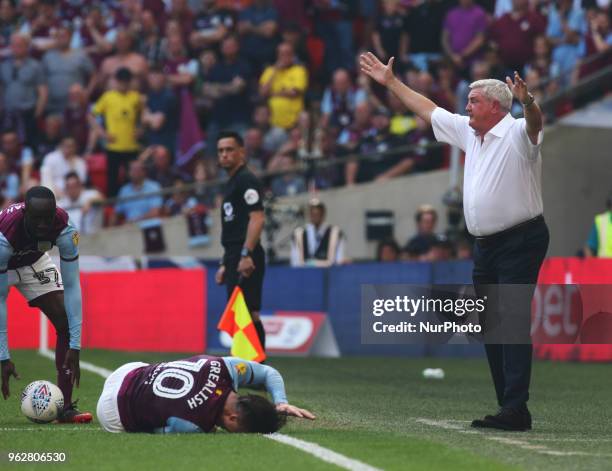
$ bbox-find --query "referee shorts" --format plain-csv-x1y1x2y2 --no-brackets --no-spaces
224,244,265,312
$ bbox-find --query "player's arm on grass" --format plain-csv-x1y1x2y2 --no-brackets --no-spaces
0,234,19,399
224,357,316,420
55,222,83,386
153,416,203,434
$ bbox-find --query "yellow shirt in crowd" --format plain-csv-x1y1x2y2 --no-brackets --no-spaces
259,64,308,130
93,90,142,152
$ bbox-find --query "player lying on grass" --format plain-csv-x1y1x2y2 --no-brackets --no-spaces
97,355,315,433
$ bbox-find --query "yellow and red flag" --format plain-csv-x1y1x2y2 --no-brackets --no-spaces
217,286,266,362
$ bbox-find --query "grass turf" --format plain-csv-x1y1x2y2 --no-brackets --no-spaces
0,350,611,470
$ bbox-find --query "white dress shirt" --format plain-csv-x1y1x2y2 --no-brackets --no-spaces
431,107,543,237
40,150,88,198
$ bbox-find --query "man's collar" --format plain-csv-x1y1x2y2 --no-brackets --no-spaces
485,113,514,138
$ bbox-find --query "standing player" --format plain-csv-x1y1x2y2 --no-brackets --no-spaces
0,186,92,423
96,355,315,433
215,131,267,351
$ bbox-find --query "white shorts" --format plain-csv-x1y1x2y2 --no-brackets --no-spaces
97,362,148,433
8,253,63,303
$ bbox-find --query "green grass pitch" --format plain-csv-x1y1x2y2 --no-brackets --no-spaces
1,350,611,470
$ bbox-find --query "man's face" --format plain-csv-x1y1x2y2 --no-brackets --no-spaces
332,70,351,94
221,37,239,58
25,198,56,240
61,138,77,158
253,106,270,127
129,162,146,183
115,31,132,53
153,147,171,170
466,89,495,133
276,44,294,68
418,212,436,234
217,137,244,171
10,35,28,59
65,177,82,200
55,27,72,50
220,392,242,433
245,129,262,150
309,207,325,227
0,153,7,173
2,133,19,155
147,72,165,91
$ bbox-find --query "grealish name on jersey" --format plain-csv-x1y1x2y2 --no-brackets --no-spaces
187,360,223,409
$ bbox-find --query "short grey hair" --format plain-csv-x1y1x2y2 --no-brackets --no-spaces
469,79,513,112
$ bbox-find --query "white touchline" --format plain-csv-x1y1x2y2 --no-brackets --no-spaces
415,418,612,458
37,349,383,471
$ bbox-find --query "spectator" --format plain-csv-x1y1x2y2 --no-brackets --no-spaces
63,83,90,154
167,0,194,42
269,151,306,197
372,0,408,64
161,33,198,89
238,0,279,73
244,127,270,173
488,0,546,73
140,145,186,189
163,177,198,216
42,23,95,114
0,151,19,207
259,42,308,130
387,90,417,137
26,0,60,57
424,234,454,261
280,21,308,65
134,9,164,65
441,0,488,73
456,237,474,260
320,68,367,132
585,193,612,257
338,101,373,151
345,107,414,184
91,67,143,197
290,199,346,267
252,103,288,154
57,171,104,235
402,116,444,173
377,237,401,262
0,33,48,147
405,0,450,71
36,114,64,161
112,160,163,225
100,29,149,91
404,205,439,256
578,9,612,79
525,36,560,87
1,130,34,191
72,5,115,67
142,66,179,154
312,127,343,189
202,35,251,145
40,136,87,198
15,0,38,37
546,0,587,85
0,0,18,56
189,0,235,51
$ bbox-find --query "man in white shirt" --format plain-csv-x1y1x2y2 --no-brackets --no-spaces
40,137,88,198
360,52,549,431
57,172,104,235
290,199,346,267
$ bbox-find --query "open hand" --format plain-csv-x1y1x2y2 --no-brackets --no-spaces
505,71,530,104
1,359,20,399
360,52,395,87
276,403,316,420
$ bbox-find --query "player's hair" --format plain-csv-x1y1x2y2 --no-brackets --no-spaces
236,394,286,434
217,130,244,147
25,186,56,204
469,79,513,112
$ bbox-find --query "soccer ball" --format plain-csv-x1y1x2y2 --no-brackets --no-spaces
20,381,64,424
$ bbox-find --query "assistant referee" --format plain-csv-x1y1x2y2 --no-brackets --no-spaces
215,131,267,350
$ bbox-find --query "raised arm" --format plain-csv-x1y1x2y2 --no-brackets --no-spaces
506,71,543,145
359,52,436,124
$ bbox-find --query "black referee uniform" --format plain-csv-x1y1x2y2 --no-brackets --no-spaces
221,164,266,342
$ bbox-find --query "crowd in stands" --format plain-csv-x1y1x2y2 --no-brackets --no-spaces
0,0,609,240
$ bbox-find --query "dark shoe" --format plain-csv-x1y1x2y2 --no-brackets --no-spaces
472,408,531,431
57,400,93,424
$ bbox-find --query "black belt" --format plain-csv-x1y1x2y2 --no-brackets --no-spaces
475,215,544,246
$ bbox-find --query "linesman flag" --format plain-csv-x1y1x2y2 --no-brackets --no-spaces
217,286,266,362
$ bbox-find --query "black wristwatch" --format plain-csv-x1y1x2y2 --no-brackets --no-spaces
240,247,251,258
522,93,535,107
